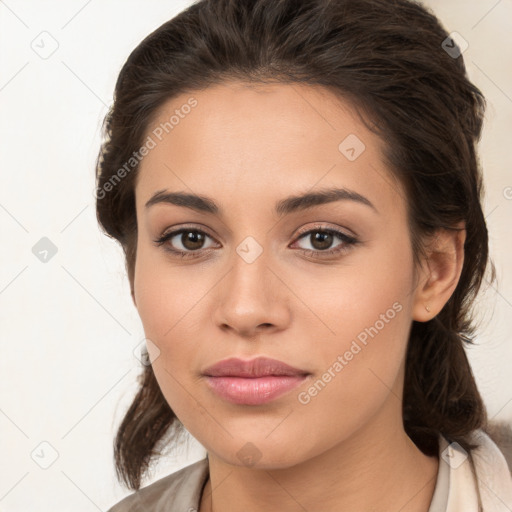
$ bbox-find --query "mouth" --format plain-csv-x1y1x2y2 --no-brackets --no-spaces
202,357,311,405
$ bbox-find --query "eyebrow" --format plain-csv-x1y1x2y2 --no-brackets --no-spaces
144,187,377,216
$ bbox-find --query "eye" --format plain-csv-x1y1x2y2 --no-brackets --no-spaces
153,227,218,258
291,226,359,258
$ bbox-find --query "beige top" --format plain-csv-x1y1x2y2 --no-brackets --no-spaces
107,429,512,512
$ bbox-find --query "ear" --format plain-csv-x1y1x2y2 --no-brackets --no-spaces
412,223,465,322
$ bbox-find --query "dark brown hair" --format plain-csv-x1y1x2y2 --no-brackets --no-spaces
96,0,495,490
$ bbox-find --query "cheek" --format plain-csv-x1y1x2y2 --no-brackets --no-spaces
133,239,208,339
133,266,202,429
290,224,414,352
290,277,413,453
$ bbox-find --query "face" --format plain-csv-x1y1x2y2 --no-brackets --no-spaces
133,81,419,468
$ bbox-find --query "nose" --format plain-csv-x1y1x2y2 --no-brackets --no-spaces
211,246,291,339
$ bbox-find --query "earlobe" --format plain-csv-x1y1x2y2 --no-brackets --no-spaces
412,225,465,322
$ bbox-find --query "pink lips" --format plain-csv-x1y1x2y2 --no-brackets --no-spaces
202,357,310,405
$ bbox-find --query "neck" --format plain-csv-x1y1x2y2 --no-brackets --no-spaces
200,410,439,512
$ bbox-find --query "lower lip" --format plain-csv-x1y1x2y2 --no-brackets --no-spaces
204,375,309,405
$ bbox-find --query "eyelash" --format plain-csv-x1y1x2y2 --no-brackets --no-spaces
152,224,359,260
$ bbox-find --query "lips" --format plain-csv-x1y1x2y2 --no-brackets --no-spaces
202,357,310,405
202,357,309,378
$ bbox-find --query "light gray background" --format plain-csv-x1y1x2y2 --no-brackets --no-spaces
1,1,511,510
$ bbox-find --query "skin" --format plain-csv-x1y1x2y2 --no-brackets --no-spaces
132,81,465,512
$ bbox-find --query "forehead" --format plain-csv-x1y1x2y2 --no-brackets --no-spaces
135,81,403,216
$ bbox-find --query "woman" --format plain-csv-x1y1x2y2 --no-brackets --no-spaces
95,0,512,510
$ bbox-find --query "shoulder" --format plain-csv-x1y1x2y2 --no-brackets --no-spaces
106,458,209,512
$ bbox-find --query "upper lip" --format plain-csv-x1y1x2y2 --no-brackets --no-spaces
202,357,309,378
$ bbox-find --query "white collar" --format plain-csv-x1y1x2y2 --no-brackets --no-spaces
437,429,512,511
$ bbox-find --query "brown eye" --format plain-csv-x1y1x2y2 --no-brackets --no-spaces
153,228,218,258
292,227,359,259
